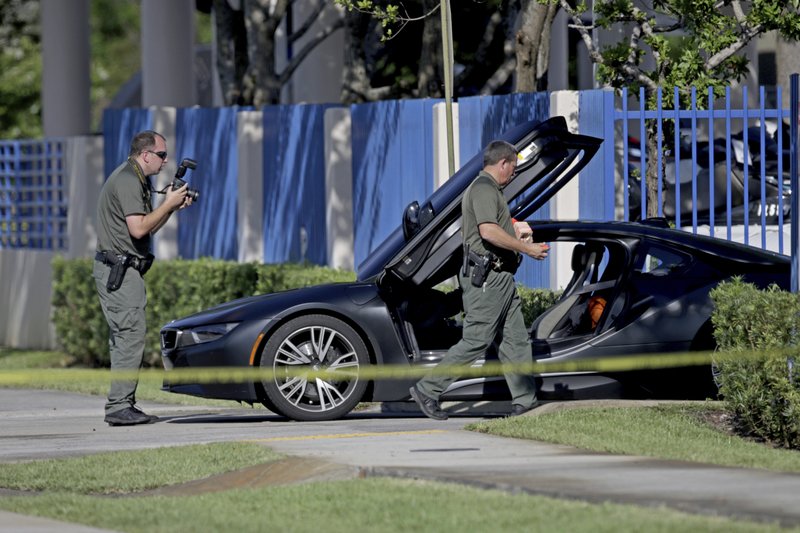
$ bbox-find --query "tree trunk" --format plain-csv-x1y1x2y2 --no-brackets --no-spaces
213,0,247,105
515,0,557,93
417,0,443,98
340,9,372,103
241,0,287,105
478,0,522,94
645,119,661,219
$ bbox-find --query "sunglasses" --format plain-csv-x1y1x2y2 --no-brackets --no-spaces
147,150,168,160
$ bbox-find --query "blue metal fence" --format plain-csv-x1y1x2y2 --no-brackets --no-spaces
607,85,792,254
0,139,68,250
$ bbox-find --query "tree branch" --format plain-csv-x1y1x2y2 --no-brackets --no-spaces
279,17,346,84
288,0,326,45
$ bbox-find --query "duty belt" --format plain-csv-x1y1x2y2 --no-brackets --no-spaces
95,251,153,275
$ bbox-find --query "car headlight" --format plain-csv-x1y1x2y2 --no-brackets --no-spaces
176,323,240,348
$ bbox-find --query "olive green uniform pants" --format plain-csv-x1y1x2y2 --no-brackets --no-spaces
93,260,147,415
416,269,538,408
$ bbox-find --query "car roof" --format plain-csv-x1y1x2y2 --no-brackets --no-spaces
530,219,791,269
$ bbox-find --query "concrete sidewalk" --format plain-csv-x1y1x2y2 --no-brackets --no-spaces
0,510,117,533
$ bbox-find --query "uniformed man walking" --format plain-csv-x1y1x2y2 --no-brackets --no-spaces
94,130,192,426
410,140,548,419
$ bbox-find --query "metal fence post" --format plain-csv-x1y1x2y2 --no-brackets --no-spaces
791,74,798,293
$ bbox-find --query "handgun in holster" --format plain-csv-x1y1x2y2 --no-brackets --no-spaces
463,244,497,288
106,254,131,292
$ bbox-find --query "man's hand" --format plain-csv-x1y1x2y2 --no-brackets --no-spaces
513,220,533,243
521,242,549,260
126,184,192,239
479,222,549,260
165,183,190,211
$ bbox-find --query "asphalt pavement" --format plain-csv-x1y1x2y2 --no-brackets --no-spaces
1,389,800,532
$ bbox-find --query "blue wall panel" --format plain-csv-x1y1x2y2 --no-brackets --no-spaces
578,90,616,221
263,104,337,264
174,107,239,260
457,93,550,288
351,99,439,270
102,108,152,179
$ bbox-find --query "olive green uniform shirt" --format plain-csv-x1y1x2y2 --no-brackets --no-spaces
462,171,519,269
96,159,152,258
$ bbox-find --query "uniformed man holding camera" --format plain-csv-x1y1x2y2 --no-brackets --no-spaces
94,130,193,426
410,140,549,420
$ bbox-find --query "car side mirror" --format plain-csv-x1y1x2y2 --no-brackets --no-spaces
402,200,435,240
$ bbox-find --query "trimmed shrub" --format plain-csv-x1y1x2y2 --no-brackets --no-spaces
51,257,109,366
51,257,355,367
518,285,561,327
254,263,356,294
710,278,800,449
143,259,259,365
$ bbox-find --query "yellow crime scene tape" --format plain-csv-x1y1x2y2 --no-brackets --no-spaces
0,347,795,386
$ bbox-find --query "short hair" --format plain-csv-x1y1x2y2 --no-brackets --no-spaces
483,140,517,167
129,130,165,157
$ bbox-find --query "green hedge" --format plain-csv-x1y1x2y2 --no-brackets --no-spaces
51,256,558,368
710,278,800,449
51,257,356,367
518,286,561,326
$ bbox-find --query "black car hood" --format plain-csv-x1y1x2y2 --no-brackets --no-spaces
162,282,378,329
357,116,603,284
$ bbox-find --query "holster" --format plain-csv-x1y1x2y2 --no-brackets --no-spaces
104,254,130,292
467,249,497,288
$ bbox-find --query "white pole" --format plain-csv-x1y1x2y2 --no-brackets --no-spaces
440,0,456,177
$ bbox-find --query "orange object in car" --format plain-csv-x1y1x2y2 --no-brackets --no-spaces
588,296,606,329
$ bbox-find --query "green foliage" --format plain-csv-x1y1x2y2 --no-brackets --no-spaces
50,257,355,367
568,0,800,106
334,0,405,39
710,278,800,449
254,263,356,294
0,31,42,138
89,0,141,131
518,286,561,327
51,257,111,367
0,1,212,138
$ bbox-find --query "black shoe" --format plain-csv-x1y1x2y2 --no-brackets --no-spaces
131,405,159,423
104,407,156,426
409,385,448,420
510,402,538,417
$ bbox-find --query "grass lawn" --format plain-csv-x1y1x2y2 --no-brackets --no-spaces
0,348,255,407
0,445,785,533
468,403,800,473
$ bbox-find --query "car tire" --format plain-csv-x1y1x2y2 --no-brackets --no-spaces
259,314,369,421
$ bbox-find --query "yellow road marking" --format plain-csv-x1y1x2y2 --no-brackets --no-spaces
248,429,448,443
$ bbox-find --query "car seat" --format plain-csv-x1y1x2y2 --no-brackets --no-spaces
531,243,606,338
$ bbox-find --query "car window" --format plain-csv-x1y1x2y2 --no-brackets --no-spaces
635,246,688,276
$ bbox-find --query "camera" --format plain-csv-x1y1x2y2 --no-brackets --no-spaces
172,158,199,202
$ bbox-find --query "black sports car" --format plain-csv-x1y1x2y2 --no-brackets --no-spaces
160,116,790,421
